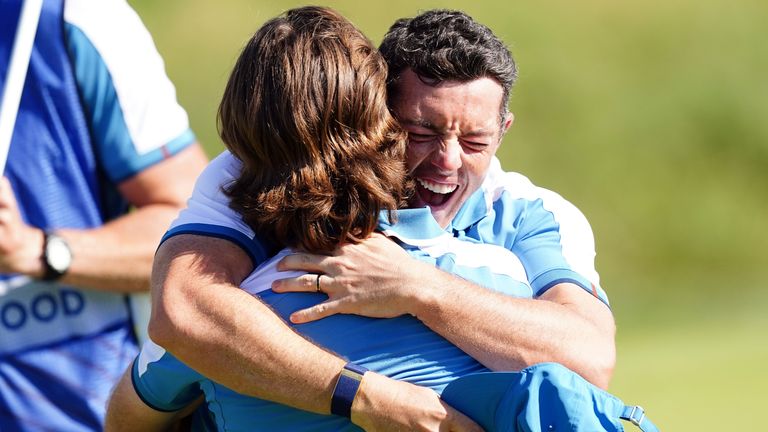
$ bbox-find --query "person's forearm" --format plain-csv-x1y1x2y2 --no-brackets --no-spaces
409,264,616,388
105,364,193,432
148,235,346,413
3,144,207,292
7,204,181,292
156,288,345,413
49,204,184,292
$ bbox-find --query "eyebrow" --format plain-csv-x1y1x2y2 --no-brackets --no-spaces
401,119,436,130
402,119,496,137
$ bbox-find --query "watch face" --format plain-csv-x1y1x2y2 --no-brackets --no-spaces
47,236,72,272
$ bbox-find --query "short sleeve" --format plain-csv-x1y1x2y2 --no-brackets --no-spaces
63,0,196,182
508,191,608,305
131,339,204,412
161,151,273,267
479,161,608,305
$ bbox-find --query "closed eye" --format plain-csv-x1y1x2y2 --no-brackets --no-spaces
408,132,438,143
461,139,491,152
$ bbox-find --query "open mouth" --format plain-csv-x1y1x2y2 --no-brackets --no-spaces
416,178,458,207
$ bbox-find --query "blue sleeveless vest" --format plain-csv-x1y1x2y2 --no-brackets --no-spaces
1,1,138,430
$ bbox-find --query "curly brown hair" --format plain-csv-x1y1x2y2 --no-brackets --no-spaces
218,6,411,253
380,9,517,122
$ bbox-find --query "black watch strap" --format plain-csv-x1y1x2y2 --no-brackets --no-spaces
42,232,72,281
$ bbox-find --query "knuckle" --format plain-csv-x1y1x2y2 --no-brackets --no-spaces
337,277,354,292
300,253,315,265
326,259,342,273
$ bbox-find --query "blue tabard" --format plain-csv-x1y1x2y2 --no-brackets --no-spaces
1,1,140,430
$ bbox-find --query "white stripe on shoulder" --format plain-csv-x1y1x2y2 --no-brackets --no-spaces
382,229,530,289
482,158,601,287
137,338,168,377
169,151,254,237
64,0,189,154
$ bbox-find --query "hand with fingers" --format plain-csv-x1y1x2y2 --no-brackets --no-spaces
352,372,484,432
0,177,44,276
271,232,435,324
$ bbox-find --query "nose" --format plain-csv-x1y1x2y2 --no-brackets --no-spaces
431,137,462,172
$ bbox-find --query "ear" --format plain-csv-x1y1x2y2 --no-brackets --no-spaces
502,112,514,134
495,113,514,152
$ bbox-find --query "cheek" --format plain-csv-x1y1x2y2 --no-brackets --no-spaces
465,154,495,183
406,142,430,170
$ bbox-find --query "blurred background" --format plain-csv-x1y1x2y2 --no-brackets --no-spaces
129,0,767,429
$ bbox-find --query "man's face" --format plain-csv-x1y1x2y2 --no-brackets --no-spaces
392,69,513,228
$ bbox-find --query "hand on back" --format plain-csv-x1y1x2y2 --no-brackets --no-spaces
272,232,432,323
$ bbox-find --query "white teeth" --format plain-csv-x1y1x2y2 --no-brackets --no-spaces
417,178,458,194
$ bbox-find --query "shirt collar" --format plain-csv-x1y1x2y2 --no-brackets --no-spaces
378,208,446,240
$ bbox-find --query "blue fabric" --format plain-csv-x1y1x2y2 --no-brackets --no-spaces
131,357,202,412
0,0,194,430
2,0,106,230
1,317,138,431
466,192,604,304
0,2,139,429
441,363,660,432
330,363,368,418
135,209,536,431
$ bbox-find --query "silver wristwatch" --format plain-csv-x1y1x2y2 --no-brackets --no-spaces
43,232,73,281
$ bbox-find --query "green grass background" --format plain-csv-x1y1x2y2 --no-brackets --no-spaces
128,1,768,430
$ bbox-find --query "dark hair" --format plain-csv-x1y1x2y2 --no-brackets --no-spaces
218,6,411,253
379,9,517,120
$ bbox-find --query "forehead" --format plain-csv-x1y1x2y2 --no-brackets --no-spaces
392,69,504,133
